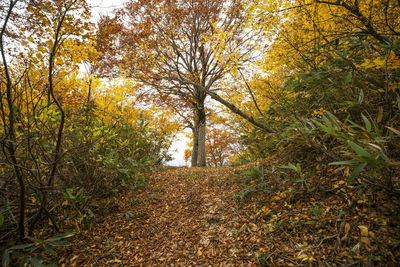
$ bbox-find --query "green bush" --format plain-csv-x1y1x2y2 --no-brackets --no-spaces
314,111,400,186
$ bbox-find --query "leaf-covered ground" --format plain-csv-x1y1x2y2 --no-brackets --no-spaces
61,164,400,266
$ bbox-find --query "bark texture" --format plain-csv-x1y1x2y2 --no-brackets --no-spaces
191,125,199,167
191,102,207,167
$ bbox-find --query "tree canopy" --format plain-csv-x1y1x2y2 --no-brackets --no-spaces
96,0,274,166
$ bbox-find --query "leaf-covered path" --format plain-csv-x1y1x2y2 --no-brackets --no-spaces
64,164,400,266
67,166,264,266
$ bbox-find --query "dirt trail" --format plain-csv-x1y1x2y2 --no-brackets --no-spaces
67,166,264,266
64,165,400,266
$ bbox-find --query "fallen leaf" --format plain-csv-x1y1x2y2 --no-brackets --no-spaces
358,225,368,237
272,196,281,201
341,223,351,241
361,236,371,246
296,253,309,261
377,106,383,123
369,231,375,238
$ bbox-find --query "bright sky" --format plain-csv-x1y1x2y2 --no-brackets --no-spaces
88,0,127,21
88,0,189,166
166,132,190,167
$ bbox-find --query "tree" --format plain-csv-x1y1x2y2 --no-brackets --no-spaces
99,0,273,167
0,0,25,241
184,111,240,167
0,0,92,239
206,128,238,167
254,0,400,121
233,0,400,172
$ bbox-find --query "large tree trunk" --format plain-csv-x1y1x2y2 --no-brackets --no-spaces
191,125,199,167
197,107,206,167
191,102,207,167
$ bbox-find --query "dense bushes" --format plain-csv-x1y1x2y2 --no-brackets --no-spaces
0,98,174,246
0,1,178,260
235,34,400,191
62,106,172,196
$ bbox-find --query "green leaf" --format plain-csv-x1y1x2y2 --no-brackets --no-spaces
42,244,55,254
288,163,301,173
125,210,136,222
361,114,371,132
86,208,95,219
242,165,263,179
0,214,4,227
345,72,352,84
347,162,368,185
325,111,340,124
386,126,400,136
278,163,301,173
347,140,371,158
118,168,130,175
27,237,42,243
313,120,333,134
277,165,292,170
66,189,74,199
378,151,391,163
322,115,333,129
48,232,74,242
77,188,84,197
2,249,10,267
29,257,44,267
127,157,138,167
271,165,276,173
8,243,34,250
48,240,70,247
329,160,360,165
27,246,40,253
347,120,366,133
358,89,364,104
296,163,302,173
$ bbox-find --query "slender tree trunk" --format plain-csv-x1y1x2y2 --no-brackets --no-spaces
29,7,68,235
0,0,25,241
87,76,92,104
86,69,94,104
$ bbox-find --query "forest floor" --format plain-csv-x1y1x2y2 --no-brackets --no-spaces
61,163,400,266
